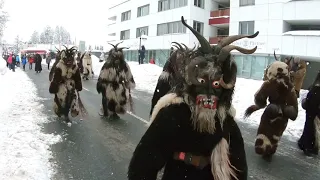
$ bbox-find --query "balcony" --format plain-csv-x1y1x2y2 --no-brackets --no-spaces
209,36,228,45
209,8,230,27
108,15,117,21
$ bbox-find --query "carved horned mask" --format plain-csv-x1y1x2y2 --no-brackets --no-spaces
180,16,259,110
107,41,128,66
60,46,77,67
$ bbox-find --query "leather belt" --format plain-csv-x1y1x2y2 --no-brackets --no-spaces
173,152,210,169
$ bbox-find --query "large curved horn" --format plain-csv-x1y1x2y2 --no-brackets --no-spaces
63,45,68,49
114,41,124,49
181,16,211,54
172,42,183,50
172,44,180,50
181,43,189,51
108,43,116,49
218,45,257,63
55,46,60,52
218,31,259,48
273,50,278,61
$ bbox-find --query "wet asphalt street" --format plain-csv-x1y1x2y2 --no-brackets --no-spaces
24,64,320,180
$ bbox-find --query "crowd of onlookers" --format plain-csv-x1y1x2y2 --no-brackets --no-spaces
2,53,44,73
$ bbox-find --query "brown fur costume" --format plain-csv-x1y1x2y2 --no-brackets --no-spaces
290,58,307,97
128,16,259,180
96,42,135,119
245,61,298,157
49,46,83,121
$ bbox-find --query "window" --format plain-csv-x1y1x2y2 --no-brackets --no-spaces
158,0,188,12
137,4,149,17
120,30,130,40
239,0,255,6
239,21,254,35
136,26,149,38
194,0,204,8
121,10,131,21
157,21,187,36
193,21,204,35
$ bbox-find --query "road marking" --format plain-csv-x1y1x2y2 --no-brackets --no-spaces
126,111,149,124
83,87,90,91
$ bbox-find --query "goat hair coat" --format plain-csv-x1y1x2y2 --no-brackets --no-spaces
96,59,135,116
128,93,247,180
49,59,82,117
298,73,320,155
83,53,93,78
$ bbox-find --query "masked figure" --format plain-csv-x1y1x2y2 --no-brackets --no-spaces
289,57,307,98
49,46,83,122
150,43,196,116
96,42,135,119
298,71,320,156
244,61,298,158
82,51,93,80
128,16,259,180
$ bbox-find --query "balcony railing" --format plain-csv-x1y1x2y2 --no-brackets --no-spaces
209,36,228,44
210,8,230,18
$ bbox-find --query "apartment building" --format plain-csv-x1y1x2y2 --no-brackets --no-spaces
225,0,320,88
106,0,227,66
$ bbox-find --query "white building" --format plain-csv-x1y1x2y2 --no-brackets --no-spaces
107,0,229,66
107,0,320,88
227,0,320,87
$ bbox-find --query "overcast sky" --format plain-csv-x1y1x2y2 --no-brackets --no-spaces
2,0,118,44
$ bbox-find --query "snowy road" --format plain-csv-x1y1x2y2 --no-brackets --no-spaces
25,64,320,180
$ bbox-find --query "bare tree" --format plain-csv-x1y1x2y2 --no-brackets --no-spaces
30,31,40,44
13,35,24,53
0,0,9,41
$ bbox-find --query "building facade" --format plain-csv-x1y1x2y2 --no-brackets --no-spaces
107,0,225,66
227,0,320,88
107,0,320,89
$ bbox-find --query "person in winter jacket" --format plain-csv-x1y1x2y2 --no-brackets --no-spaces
11,54,16,72
7,54,12,70
15,54,20,67
138,45,146,64
34,53,42,73
46,54,51,70
21,54,27,71
28,54,34,70
76,52,84,74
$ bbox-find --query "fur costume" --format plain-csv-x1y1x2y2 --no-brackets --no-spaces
289,57,307,98
298,71,320,156
82,51,93,80
150,43,196,116
128,16,259,180
96,42,135,119
245,61,298,157
49,46,83,121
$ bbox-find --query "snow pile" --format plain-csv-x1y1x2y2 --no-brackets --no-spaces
233,78,307,139
91,55,103,75
0,69,61,179
127,61,163,93
0,57,7,75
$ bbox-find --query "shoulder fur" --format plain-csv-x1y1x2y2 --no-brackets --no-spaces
159,71,170,81
149,93,184,125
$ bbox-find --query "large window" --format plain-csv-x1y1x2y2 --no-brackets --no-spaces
193,21,204,35
157,21,187,36
120,30,130,40
136,26,149,38
234,55,275,80
194,0,204,8
239,0,255,6
137,4,149,17
121,10,131,21
239,21,254,35
158,0,188,12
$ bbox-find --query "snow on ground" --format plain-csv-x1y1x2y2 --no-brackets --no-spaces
0,68,61,179
0,58,7,75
